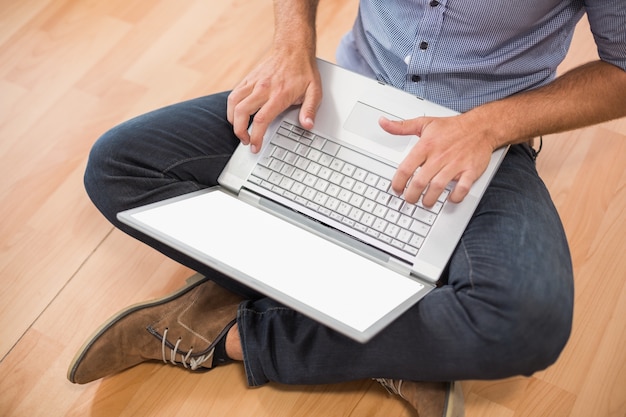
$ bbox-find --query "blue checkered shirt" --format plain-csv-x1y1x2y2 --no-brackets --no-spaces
336,0,626,112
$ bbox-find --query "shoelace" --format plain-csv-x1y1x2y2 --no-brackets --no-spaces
161,328,214,370
375,378,406,399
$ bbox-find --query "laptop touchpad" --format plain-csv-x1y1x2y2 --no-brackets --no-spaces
344,101,412,154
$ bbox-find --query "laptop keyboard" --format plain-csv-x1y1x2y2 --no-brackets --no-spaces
247,121,450,262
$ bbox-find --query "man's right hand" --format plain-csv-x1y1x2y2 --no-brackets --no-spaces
227,53,322,154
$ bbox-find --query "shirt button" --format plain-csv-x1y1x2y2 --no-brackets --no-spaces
429,0,440,6
411,75,421,83
419,41,429,50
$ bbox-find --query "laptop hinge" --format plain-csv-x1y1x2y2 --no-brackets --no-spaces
410,259,440,285
239,187,418,277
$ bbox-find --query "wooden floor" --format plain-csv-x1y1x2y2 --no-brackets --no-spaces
1,1,625,416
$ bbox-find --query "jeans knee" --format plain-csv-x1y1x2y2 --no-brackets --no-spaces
83,127,130,224
519,314,571,374
84,135,105,198
486,290,573,377
460,268,573,378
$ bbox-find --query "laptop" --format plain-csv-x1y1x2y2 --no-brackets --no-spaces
118,58,508,343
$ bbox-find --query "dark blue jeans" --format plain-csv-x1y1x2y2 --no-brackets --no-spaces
84,91,573,386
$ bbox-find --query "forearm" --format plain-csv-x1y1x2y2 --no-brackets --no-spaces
272,0,320,58
463,60,626,149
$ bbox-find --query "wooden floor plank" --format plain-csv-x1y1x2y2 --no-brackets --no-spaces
1,0,625,416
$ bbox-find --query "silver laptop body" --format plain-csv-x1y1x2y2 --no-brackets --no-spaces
118,59,508,342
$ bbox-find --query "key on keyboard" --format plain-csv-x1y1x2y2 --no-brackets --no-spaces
247,121,448,262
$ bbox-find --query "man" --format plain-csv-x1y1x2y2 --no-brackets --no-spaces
68,0,626,416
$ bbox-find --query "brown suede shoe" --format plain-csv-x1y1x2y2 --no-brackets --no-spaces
68,276,243,384
376,379,464,417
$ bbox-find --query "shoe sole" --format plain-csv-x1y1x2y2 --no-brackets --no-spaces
67,275,210,383
443,381,465,417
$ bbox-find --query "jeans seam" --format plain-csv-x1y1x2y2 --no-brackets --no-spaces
239,306,294,386
238,308,258,386
460,238,475,291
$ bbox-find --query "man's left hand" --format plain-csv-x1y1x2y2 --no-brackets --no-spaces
381,115,496,207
